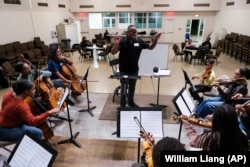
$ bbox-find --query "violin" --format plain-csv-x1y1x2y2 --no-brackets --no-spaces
202,69,212,80
134,117,154,167
214,78,246,86
171,115,212,129
60,59,86,94
24,96,54,139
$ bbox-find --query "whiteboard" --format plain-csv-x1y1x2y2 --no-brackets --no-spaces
138,44,169,76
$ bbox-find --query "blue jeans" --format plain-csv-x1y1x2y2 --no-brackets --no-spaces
195,97,224,118
0,124,42,141
119,71,138,107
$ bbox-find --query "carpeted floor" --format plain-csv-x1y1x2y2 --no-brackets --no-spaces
51,136,140,167
99,94,177,123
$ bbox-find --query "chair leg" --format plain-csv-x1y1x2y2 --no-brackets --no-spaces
113,85,121,102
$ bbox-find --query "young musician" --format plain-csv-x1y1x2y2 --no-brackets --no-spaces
189,59,216,103
0,80,60,141
182,104,248,151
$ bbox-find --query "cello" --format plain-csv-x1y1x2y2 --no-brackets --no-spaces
24,96,54,139
60,59,86,94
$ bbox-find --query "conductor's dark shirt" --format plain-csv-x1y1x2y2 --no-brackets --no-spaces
118,37,149,73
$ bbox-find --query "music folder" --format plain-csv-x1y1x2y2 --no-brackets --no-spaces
7,132,58,167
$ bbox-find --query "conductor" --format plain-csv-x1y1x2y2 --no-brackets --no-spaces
111,25,161,107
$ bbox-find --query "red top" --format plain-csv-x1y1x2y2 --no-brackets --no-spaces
0,90,49,128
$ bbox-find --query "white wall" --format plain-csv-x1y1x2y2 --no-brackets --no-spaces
0,0,249,46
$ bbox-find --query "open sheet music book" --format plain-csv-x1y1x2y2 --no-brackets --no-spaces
117,107,163,138
7,132,57,167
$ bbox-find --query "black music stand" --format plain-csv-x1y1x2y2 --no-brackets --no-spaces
150,69,170,108
182,68,194,89
78,67,95,116
57,87,81,148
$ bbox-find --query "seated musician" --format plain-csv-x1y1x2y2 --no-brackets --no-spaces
183,39,195,61
232,93,250,139
195,67,250,118
48,44,75,106
189,59,216,103
0,80,60,141
15,58,52,82
181,104,248,151
131,133,185,167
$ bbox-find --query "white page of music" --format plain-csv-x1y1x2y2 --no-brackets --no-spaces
9,135,52,167
120,111,141,138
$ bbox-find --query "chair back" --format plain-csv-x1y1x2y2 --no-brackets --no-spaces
215,47,222,58
109,58,120,76
172,44,180,53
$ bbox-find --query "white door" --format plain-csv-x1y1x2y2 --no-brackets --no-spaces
80,19,90,40
161,19,174,43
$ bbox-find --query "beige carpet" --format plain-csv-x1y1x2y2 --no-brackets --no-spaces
99,93,177,123
51,136,140,167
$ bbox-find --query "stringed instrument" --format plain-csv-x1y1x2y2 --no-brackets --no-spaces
20,55,67,110
24,96,54,139
60,59,87,94
171,115,212,129
134,117,154,167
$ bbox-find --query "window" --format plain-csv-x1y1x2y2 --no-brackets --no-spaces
148,12,162,29
118,12,132,29
103,13,115,28
134,13,147,29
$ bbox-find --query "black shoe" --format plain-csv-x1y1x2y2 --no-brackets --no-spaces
66,99,75,106
128,102,139,107
71,92,81,96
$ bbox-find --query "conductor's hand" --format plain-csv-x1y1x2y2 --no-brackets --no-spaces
114,35,121,45
48,108,60,115
154,32,162,41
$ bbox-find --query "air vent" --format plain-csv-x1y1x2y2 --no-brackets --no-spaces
38,2,48,7
58,4,66,8
154,4,169,7
226,2,235,6
193,3,210,7
247,0,250,4
80,5,94,8
116,4,131,8
4,0,21,5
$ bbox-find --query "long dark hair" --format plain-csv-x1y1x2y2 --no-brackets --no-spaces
152,137,185,167
12,80,34,95
199,104,248,151
49,43,60,61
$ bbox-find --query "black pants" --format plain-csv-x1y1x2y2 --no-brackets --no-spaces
189,85,212,101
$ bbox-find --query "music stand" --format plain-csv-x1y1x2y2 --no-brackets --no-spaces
181,68,194,89
150,69,171,108
78,66,96,116
57,87,81,148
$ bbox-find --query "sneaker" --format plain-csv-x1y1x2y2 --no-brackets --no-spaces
128,102,139,108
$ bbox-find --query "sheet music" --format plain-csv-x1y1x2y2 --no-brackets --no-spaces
141,110,163,138
120,111,141,138
119,109,163,138
176,96,191,116
9,135,53,167
181,89,195,112
154,69,171,76
58,87,69,108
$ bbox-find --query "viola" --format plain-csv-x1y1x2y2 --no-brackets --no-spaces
60,59,86,94
134,117,154,167
171,115,212,129
24,96,54,139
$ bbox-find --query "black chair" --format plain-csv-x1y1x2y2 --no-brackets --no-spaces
206,47,222,64
172,44,185,61
109,58,121,102
190,47,205,66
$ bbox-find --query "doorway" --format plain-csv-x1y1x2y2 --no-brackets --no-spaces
185,19,204,45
